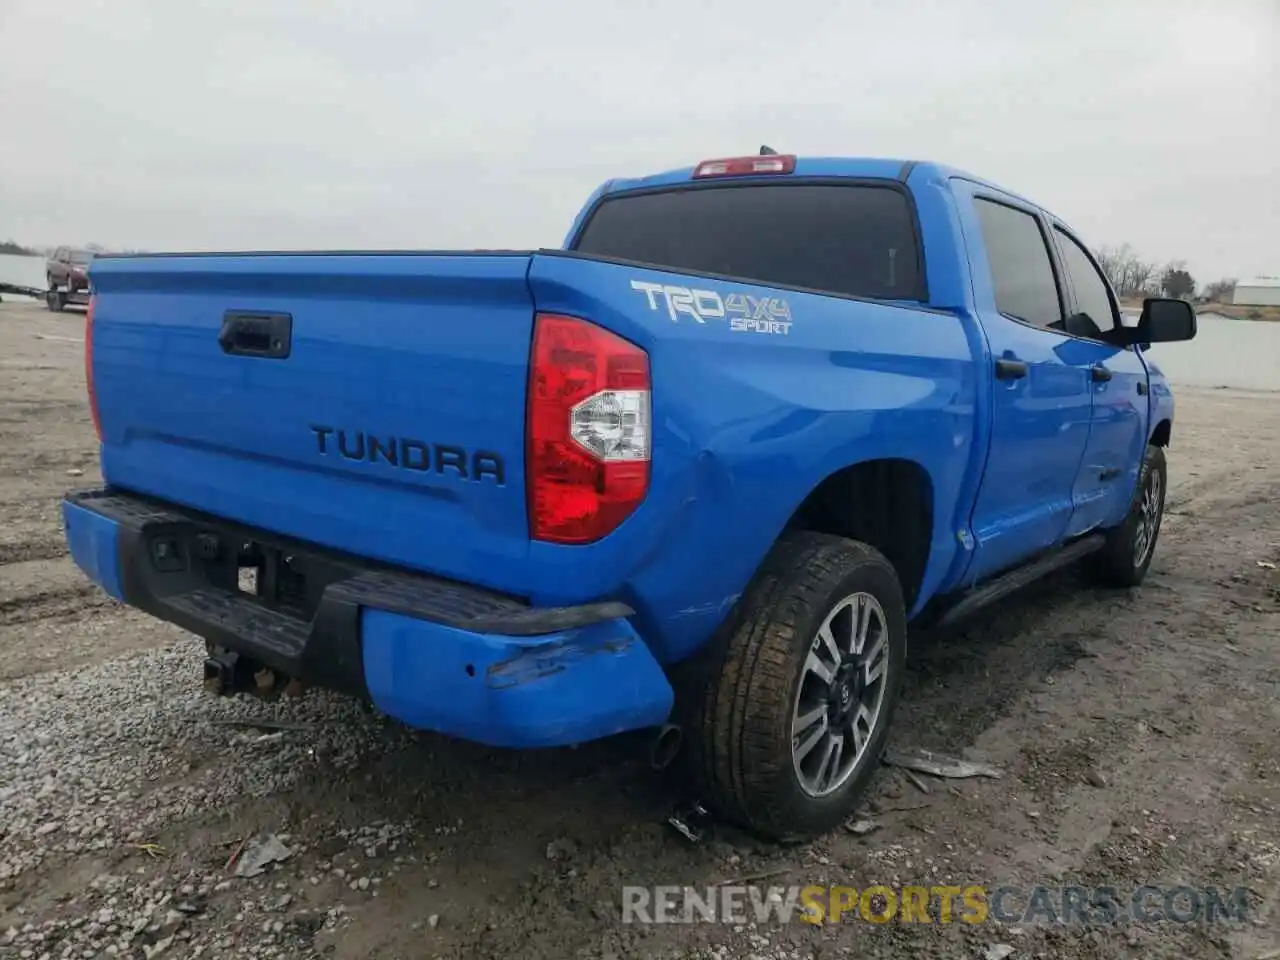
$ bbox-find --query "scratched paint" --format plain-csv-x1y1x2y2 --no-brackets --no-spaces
486,636,634,689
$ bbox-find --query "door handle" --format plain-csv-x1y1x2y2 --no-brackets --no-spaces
994,357,1028,380
218,311,292,359
1090,364,1112,383
1137,381,1148,396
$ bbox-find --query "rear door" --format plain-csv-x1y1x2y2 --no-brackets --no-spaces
1048,224,1149,536
953,182,1095,584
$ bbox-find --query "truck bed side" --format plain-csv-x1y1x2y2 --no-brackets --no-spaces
525,254,982,662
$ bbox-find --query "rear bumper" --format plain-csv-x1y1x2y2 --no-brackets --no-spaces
52,272,89,292
49,286,90,306
62,488,673,748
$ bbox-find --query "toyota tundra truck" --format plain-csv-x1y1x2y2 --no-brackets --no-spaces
62,152,1197,841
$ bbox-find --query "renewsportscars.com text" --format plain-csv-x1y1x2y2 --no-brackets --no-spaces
621,883,1253,926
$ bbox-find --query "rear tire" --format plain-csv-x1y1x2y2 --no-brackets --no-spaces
1092,444,1166,587
685,532,907,842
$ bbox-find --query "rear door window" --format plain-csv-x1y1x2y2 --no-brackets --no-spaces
574,183,926,301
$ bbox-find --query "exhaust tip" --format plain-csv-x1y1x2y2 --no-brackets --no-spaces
649,723,684,770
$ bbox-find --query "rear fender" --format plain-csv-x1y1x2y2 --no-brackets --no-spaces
525,253,980,662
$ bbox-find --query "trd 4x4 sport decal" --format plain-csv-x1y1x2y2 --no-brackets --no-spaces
630,280,792,336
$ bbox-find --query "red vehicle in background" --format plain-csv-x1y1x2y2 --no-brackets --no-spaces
45,246,96,310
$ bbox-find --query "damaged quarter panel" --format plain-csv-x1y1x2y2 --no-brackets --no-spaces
526,245,979,666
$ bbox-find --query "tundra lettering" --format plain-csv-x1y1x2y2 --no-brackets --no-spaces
66,153,1193,844
309,425,505,484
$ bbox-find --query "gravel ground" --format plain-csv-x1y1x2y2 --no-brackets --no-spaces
1,299,1278,960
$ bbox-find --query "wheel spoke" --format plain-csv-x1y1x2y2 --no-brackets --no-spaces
862,634,887,686
815,735,843,792
816,623,842,667
803,650,836,686
847,596,868,654
794,703,826,735
850,702,874,754
794,716,828,763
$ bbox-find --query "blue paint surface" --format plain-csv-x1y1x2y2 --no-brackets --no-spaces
68,155,1183,747
62,499,124,601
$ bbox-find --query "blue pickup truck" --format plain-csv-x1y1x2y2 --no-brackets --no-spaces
63,152,1196,841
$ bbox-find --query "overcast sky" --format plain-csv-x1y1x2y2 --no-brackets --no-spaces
0,0,1274,281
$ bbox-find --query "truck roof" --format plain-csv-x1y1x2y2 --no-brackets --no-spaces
598,156,1054,221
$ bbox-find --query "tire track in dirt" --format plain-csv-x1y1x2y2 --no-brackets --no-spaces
0,538,68,567
0,587,112,626
0,496,78,568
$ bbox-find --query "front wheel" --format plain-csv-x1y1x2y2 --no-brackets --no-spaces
1092,444,1167,587
686,532,907,842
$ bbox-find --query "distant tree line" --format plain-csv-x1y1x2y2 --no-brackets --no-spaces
1200,278,1237,303
0,240,39,256
1094,243,1236,303
0,240,148,257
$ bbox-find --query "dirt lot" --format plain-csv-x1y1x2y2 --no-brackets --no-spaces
1,298,1278,960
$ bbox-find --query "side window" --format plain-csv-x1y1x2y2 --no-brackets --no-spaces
1054,228,1118,334
973,198,1063,329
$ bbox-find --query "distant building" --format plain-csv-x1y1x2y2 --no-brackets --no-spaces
1232,278,1280,307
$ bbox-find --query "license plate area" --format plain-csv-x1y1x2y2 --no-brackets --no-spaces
234,542,319,617
140,516,364,622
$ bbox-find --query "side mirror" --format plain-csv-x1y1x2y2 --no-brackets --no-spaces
1135,298,1196,344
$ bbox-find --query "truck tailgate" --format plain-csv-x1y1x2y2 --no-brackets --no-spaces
88,252,535,590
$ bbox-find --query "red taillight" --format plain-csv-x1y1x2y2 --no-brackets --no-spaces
692,154,796,178
527,313,651,544
85,295,102,441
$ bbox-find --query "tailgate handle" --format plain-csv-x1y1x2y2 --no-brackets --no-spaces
219,312,292,359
